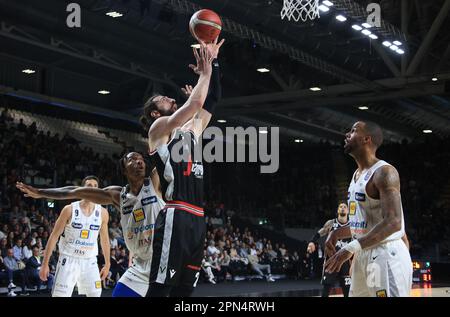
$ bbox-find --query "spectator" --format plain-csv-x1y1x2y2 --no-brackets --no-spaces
217,250,231,282
207,239,220,256
22,239,34,260
26,245,54,293
1,238,8,258
12,238,25,262
247,251,275,282
3,248,29,296
201,250,217,284
116,249,128,278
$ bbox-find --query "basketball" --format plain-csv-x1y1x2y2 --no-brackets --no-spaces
189,9,222,43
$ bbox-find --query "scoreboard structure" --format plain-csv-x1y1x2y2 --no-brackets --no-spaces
412,261,432,283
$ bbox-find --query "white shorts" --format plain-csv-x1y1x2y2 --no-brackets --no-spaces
116,257,151,297
350,239,412,297
52,255,102,297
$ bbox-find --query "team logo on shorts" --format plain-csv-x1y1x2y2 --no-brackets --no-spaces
132,208,145,222
80,230,90,239
376,289,387,297
95,281,102,289
349,201,357,215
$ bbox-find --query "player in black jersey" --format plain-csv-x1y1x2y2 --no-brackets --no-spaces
140,38,224,297
308,202,352,297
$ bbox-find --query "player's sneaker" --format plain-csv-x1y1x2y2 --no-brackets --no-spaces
7,291,17,297
8,282,16,288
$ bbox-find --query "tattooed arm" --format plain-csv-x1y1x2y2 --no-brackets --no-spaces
358,165,403,249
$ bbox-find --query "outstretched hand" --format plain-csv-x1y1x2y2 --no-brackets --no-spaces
189,38,224,76
16,182,43,199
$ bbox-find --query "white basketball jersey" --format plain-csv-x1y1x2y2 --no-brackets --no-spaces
120,178,165,261
59,201,102,258
347,160,405,244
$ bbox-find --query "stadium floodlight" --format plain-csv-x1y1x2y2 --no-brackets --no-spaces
309,87,322,91
369,34,378,39
352,24,362,31
335,15,347,22
98,90,110,95
396,49,405,55
393,40,402,46
257,68,270,73
358,106,369,110
361,29,372,36
106,11,123,18
389,45,399,51
22,69,35,74
382,41,392,47
423,130,432,134
318,5,330,12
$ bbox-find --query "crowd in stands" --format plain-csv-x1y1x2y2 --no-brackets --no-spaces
1,107,450,296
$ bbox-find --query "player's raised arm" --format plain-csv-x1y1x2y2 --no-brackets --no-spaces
148,44,213,142
182,38,225,134
16,182,121,208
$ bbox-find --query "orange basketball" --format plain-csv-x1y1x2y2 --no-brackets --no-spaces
189,9,222,43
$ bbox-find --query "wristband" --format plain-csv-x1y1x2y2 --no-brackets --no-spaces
343,239,362,254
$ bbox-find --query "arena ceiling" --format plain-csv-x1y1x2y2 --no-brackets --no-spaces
0,0,449,144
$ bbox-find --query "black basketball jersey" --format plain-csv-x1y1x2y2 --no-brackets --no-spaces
331,218,352,251
150,130,204,206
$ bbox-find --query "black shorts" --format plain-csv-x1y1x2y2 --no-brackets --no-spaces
150,201,206,288
321,259,351,286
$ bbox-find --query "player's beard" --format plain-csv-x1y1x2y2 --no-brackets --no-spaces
339,212,347,218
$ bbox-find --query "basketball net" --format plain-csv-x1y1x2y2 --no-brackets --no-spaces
281,0,320,22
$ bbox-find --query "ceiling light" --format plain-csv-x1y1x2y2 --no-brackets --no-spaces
431,77,438,82
369,34,378,39
106,11,123,18
295,139,304,143
318,5,330,12
393,40,402,46
352,24,362,31
22,69,35,74
323,1,334,6
335,15,347,22
423,130,432,134
396,49,405,55
362,23,373,28
382,41,392,47
217,119,227,123
309,87,322,91
191,44,201,49
358,106,369,110
389,45,399,51
98,90,110,95
257,68,270,73
361,29,372,36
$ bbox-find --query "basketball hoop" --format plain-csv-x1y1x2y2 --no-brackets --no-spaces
281,0,320,22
